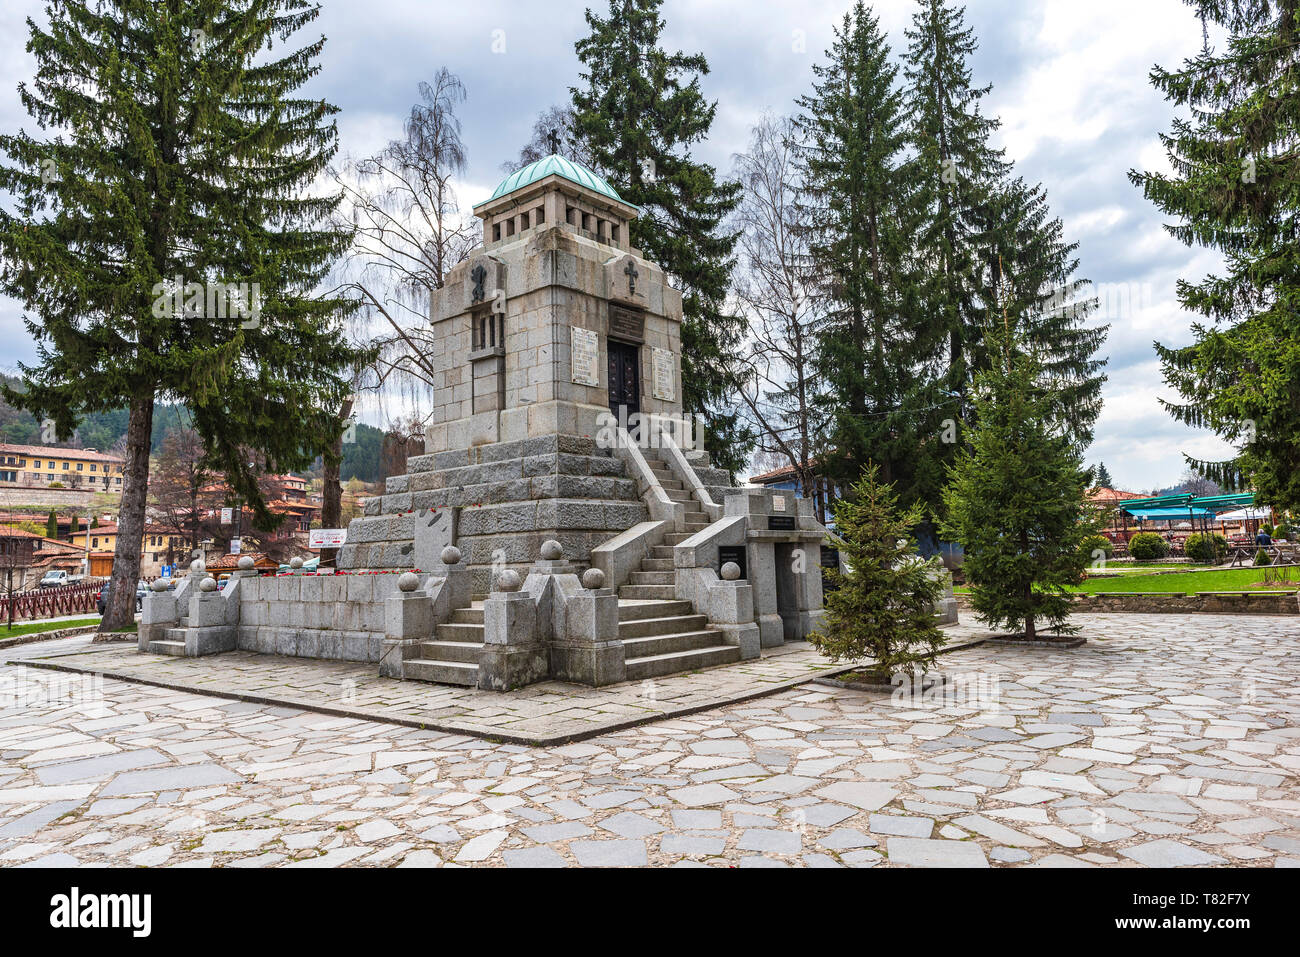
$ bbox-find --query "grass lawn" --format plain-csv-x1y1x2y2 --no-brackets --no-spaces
956,565,1297,596
0,616,100,639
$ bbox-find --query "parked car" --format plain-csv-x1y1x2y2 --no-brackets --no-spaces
97,580,147,615
38,569,83,588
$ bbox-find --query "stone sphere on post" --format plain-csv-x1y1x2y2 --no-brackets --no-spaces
440,545,462,566
199,576,218,592
581,567,605,591
397,571,421,593
290,556,304,569
721,562,741,582
540,540,564,561
238,556,254,571
190,559,204,575
150,578,169,592
495,569,523,593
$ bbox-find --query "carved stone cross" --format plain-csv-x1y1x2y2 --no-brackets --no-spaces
624,259,638,296
470,264,486,302
547,129,560,155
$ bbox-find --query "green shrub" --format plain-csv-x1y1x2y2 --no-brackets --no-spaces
1261,524,1274,537
1184,531,1228,564
1254,548,1272,566
1128,532,1170,561
1274,523,1294,540
1079,534,1113,561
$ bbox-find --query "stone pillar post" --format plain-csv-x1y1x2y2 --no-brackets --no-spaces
382,571,431,679
708,562,761,659
138,577,178,652
549,568,626,686
478,569,549,691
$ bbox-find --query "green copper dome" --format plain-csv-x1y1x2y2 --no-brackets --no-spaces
479,154,627,207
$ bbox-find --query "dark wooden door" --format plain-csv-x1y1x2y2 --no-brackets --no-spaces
607,340,640,418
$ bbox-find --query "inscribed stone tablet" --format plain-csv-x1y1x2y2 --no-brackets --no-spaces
571,326,600,386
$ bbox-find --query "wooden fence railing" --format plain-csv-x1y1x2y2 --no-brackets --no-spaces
2,580,106,624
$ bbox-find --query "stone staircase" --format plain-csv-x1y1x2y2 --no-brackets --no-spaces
401,444,744,687
147,617,190,656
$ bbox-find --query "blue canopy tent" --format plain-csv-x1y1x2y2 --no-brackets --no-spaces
1123,507,1216,522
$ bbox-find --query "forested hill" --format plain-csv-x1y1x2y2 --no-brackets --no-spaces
0,373,384,481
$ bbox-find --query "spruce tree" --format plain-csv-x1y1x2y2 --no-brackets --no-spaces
46,509,57,539
1095,462,1113,488
905,0,1107,456
941,326,1098,640
572,0,748,474
1130,0,1300,512
795,2,933,505
0,2,361,630
812,465,946,680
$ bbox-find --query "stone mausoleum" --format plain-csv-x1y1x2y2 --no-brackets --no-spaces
139,154,858,691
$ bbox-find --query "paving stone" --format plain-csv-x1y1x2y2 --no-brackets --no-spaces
886,837,988,868
818,828,877,850
503,846,568,868
661,834,725,856
571,839,648,867
868,814,934,838
737,829,801,854
597,812,665,839
1119,840,1226,868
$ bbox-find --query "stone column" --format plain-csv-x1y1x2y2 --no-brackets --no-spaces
382,571,430,679
549,568,626,686
478,569,549,691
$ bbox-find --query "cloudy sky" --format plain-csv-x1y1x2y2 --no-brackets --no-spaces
0,0,1234,492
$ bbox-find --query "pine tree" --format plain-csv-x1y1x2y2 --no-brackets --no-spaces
812,465,946,679
0,1,362,630
45,509,57,539
795,2,934,505
1130,1,1300,512
905,0,1107,456
1095,462,1113,488
572,0,748,475
941,327,1098,639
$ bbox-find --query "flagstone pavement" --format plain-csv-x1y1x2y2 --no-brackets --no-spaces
0,613,1296,868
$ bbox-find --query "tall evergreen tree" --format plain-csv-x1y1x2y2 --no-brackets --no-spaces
1130,0,1300,512
0,1,361,630
905,0,1107,459
796,2,934,504
1094,461,1113,488
941,325,1097,640
46,509,57,539
572,0,748,475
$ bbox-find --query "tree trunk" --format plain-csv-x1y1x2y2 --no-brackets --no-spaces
100,393,154,632
320,398,353,569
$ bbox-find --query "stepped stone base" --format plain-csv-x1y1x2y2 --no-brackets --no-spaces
340,434,648,592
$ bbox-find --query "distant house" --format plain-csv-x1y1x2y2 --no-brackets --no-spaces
0,528,87,589
747,460,835,526
0,443,125,492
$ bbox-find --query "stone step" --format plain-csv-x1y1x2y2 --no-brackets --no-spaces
683,522,709,533
618,613,709,639
418,640,483,665
640,558,674,572
437,622,485,642
147,640,187,656
178,618,190,627
629,570,674,586
625,644,742,681
618,584,677,601
404,658,479,686
617,599,694,621
662,533,693,546
622,630,725,658
664,487,693,503
165,627,188,642
651,545,675,559
683,511,708,524
450,605,485,625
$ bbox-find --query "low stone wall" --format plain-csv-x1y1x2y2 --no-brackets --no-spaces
236,574,392,663
954,591,1299,616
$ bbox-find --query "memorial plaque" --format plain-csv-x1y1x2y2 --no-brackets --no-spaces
652,347,676,401
768,516,796,531
571,326,600,387
608,304,645,343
